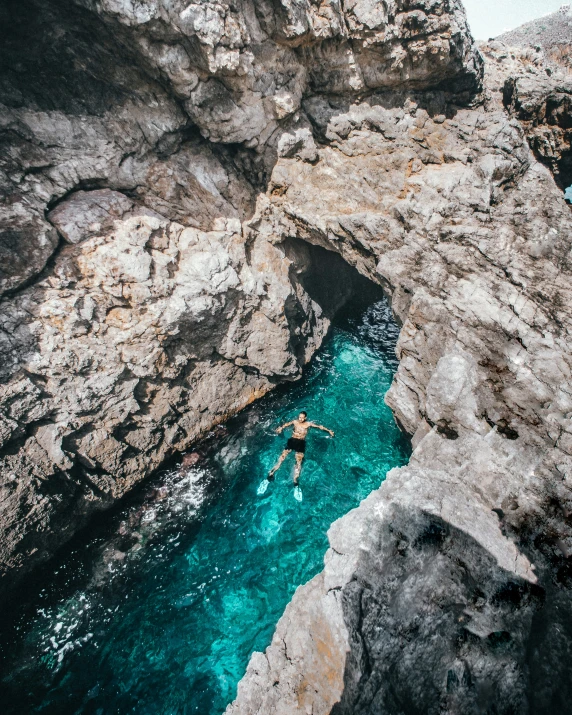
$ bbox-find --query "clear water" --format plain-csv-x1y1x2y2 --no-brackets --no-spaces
0,298,410,715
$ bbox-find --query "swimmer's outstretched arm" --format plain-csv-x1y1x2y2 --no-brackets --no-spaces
276,421,294,434
308,422,335,437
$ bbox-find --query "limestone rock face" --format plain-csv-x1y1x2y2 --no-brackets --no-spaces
0,186,359,593
75,0,482,143
2,0,572,713
227,41,572,715
0,0,482,301
0,0,482,596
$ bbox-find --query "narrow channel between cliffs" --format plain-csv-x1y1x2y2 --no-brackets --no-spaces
0,294,410,714
2,0,572,712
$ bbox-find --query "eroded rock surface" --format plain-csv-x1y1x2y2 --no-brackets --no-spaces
502,60,572,189
0,0,481,296
1,185,366,594
227,37,572,715
0,0,483,599
2,1,572,713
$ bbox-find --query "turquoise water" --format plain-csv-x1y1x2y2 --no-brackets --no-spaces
0,298,410,715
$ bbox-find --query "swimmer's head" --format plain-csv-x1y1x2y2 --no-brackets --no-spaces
299,411,307,422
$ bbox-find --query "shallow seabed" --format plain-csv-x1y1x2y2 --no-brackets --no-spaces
0,298,410,715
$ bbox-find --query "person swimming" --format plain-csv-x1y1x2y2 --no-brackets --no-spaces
268,411,335,486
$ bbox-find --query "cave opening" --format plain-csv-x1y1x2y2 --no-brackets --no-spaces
281,236,391,370
556,147,572,200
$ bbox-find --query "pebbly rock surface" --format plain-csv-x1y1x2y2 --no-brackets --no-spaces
227,35,572,715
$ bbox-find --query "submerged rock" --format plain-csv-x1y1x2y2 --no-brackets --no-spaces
181,452,201,470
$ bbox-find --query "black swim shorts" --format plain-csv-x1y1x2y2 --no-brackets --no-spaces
286,437,306,454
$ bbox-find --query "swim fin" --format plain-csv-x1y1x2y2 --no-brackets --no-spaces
294,486,303,502
257,479,270,495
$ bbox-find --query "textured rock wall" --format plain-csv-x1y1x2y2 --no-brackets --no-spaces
3,1,572,713
501,55,572,188
0,0,481,600
227,39,572,715
0,0,482,297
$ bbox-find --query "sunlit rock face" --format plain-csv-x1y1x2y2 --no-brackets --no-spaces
0,0,483,598
227,35,572,715
2,0,572,713
0,0,482,296
73,0,482,143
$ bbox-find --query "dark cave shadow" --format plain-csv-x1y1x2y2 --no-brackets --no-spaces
0,0,151,115
0,0,266,229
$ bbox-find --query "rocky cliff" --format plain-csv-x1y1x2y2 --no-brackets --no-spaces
0,0,482,600
1,1,572,713
498,4,572,73
227,29,572,715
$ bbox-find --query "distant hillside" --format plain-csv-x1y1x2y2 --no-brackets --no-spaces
496,5,572,71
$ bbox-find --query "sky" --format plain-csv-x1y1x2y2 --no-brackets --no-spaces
463,0,567,40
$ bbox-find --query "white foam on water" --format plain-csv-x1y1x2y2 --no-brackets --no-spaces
164,468,210,514
35,592,96,671
21,467,214,674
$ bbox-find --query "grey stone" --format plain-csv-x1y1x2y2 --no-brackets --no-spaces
2,1,572,713
227,31,572,715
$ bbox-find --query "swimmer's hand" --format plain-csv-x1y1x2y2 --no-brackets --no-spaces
329,430,335,437
276,420,293,434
